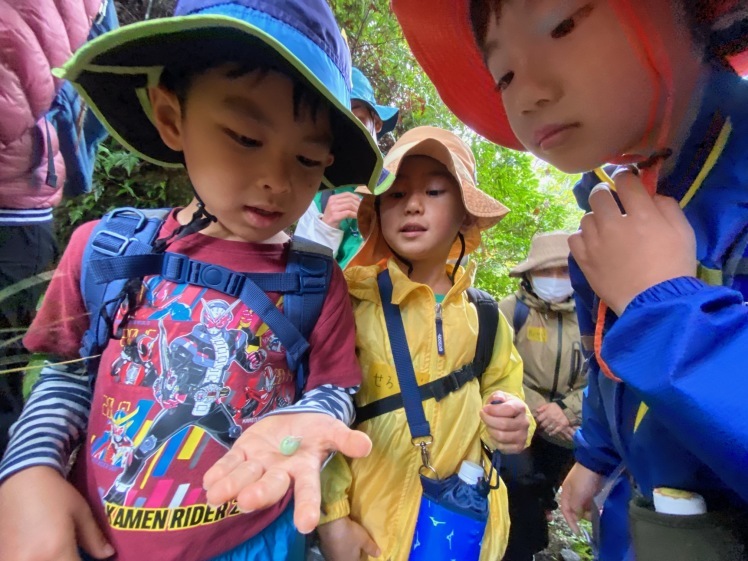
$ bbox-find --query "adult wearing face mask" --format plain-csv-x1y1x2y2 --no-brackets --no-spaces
497,231,586,561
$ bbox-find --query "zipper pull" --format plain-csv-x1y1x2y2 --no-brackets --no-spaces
435,303,445,356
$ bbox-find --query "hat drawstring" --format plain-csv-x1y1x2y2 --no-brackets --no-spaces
449,232,466,285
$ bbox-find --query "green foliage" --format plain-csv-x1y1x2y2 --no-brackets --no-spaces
55,137,192,247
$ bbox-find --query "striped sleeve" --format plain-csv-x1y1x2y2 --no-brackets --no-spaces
265,384,357,426
0,362,92,484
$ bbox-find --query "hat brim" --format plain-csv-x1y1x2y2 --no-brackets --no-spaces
509,256,570,277
393,0,748,150
57,13,383,190
375,104,399,137
392,0,523,149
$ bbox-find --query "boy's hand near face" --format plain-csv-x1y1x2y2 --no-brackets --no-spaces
480,391,531,454
569,169,697,315
321,192,363,229
0,466,114,561
203,412,372,534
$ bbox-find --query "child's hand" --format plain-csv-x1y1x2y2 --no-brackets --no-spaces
535,402,570,437
568,169,697,315
0,466,114,561
480,391,531,454
318,516,381,560
322,192,362,229
560,462,604,535
203,412,372,534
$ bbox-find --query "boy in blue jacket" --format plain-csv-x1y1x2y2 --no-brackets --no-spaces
392,0,748,558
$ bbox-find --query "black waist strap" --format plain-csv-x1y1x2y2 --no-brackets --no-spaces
356,363,477,424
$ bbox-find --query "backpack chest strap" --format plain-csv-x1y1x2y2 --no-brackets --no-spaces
355,362,478,425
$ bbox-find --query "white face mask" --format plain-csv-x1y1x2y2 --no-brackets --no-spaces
530,276,574,303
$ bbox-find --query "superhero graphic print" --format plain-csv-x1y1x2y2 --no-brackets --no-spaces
86,276,295,531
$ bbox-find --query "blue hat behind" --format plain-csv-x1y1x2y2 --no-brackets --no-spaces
352,67,400,138
56,0,383,190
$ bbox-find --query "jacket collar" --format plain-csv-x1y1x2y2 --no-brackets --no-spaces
346,258,477,305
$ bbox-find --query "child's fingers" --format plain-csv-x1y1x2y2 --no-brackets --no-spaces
653,195,695,240
560,494,581,535
321,421,372,460
205,460,265,507
203,450,246,489
483,397,525,418
610,168,654,218
479,409,528,433
235,466,291,514
291,465,323,534
567,231,588,265
74,504,115,560
587,184,621,221
360,529,381,558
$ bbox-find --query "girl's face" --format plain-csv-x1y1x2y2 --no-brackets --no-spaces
379,155,468,266
482,0,703,173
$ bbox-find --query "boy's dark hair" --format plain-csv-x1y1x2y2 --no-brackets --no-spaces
468,0,739,68
158,39,325,121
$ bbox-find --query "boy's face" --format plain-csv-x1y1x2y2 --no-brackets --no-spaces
152,67,334,242
482,0,679,173
351,100,383,138
379,155,468,265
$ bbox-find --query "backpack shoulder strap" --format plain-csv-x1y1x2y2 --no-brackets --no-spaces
356,287,500,425
512,296,530,339
79,207,170,380
284,236,334,396
318,190,334,214
466,287,499,379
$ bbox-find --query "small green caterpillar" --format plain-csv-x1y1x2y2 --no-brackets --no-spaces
279,436,303,456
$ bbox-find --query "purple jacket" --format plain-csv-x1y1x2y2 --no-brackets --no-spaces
0,0,101,224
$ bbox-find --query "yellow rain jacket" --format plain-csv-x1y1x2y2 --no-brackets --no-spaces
321,259,535,561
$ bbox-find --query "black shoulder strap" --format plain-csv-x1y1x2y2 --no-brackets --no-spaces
466,287,499,379
512,296,530,338
319,189,334,213
356,287,500,425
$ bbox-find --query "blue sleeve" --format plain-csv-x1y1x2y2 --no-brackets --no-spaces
569,257,621,476
603,276,748,503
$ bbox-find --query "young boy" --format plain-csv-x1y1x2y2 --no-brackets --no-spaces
0,1,383,559
295,67,400,267
392,0,748,558
316,126,534,561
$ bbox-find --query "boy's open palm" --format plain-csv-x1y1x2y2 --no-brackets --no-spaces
203,412,372,534
568,169,697,315
318,516,381,560
0,466,114,561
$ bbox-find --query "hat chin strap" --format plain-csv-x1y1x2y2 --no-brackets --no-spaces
152,188,218,254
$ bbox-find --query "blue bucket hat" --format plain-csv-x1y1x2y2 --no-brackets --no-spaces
351,67,400,138
53,0,382,191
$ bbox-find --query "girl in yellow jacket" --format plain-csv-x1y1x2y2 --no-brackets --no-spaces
318,126,535,561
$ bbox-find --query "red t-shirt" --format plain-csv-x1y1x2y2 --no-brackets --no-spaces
25,211,361,561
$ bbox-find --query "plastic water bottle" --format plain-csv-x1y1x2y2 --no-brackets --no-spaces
410,461,489,561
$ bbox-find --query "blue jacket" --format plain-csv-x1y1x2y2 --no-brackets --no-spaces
571,69,748,559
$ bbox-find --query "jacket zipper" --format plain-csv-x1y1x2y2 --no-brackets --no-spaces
550,313,563,401
435,303,445,356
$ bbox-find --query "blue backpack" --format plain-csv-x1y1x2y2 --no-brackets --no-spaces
79,207,333,398
42,0,118,197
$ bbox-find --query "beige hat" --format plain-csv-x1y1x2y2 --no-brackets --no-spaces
349,126,509,268
509,231,572,277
